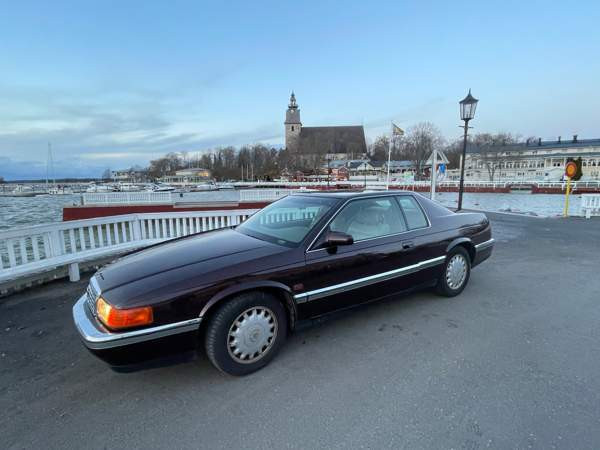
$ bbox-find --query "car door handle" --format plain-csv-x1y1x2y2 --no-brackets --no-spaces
401,240,414,250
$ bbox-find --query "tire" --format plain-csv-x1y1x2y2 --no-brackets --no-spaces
204,291,287,376
436,246,471,297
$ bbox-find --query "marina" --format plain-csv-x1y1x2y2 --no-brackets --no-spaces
0,184,595,232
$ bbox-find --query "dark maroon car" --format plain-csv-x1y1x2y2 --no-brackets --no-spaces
73,191,494,375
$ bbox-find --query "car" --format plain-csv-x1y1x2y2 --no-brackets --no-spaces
72,191,494,375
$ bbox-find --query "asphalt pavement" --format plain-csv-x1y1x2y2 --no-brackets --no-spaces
1,212,599,449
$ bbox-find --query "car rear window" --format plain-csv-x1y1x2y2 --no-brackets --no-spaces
397,196,428,230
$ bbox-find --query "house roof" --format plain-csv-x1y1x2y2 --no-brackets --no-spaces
467,138,600,154
386,160,413,168
347,161,363,169
299,126,367,155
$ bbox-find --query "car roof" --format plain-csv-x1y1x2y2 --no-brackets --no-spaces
292,190,417,199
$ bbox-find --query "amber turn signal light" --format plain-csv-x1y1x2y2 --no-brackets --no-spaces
96,297,153,330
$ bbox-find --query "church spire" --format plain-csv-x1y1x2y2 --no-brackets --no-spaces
289,91,298,109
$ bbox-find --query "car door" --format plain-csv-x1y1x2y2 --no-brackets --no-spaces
392,194,447,286
297,196,417,318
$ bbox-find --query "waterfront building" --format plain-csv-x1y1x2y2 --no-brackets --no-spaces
284,92,367,161
160,168,212,184
447,136,600,181
110,166,146,182
315,159,416,180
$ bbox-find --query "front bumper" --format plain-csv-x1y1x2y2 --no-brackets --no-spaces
72,294,201,350
473,238,494,267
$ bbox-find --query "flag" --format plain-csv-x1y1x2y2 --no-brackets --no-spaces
392,123,404,136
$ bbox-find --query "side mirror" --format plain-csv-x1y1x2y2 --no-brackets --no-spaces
324,231,354,248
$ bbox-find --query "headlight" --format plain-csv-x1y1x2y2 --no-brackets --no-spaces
96,297,154,330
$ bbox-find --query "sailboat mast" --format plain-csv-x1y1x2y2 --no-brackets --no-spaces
48,143,55,187
46,144,49,191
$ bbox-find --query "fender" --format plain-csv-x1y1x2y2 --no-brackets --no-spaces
446,237,475,260
199,280,298,329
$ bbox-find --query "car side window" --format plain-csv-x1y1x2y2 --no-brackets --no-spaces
397,196,428,230
329,197,407,241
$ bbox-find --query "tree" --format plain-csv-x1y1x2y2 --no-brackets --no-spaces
444,140,463,169
101,168,112,180
399,122,445,180
472,132,519,181
369,135,390,161
147,152,183,180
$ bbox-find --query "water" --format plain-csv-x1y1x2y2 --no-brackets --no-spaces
0,192,585,231
431,192,581,217
0,194,81,231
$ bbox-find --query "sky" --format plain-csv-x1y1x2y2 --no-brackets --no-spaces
1,0,599,180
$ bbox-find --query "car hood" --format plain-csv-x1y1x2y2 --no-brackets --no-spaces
96,228,276,293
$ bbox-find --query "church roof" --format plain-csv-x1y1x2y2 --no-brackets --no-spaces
298,126,367,155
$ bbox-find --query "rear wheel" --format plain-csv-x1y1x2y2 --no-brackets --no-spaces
204,291,287,376
436,246,471,297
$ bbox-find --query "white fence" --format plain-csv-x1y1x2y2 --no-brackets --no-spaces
83,191,173,205
239,189,297,202
80,182,600,206
81,189,292,206
0,209,258,286
232,180,600,189
581,194,600,219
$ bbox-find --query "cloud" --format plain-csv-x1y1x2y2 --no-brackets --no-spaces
0,80,282,180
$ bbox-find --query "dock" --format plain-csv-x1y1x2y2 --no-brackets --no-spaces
1,212,599,448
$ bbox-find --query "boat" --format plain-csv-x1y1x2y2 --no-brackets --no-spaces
86,182,118,193
193,181,219,191
7,185,39,197
48,185,74,195
147,183,177,192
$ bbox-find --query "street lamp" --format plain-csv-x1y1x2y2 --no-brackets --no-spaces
457,89,479,211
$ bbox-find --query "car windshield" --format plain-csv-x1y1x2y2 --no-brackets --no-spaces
236,195,337,247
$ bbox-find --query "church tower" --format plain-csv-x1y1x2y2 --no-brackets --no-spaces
284,92,301,150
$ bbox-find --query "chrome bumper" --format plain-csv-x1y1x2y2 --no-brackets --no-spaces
72,294,201,350
475,238,495,252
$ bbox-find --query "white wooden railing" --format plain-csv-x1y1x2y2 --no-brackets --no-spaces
0,209,258,286
82,192,173,205
239,189,296,202
581,194,600,219
232,180,600,188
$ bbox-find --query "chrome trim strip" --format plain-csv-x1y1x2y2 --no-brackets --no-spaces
306,193,431,253
294,255,446,303
475,238,495,251
72,295,201,350
89,275,101,297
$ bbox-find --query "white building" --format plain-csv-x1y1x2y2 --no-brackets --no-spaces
160,168,213,185
447,136,600,181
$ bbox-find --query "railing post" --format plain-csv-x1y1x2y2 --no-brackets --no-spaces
132,216,142,241
48,230,63,257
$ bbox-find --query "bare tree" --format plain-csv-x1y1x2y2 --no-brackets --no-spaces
368,135,390,161
399,122,445,180
444,140,463,169
101,168,112,180
472,132,519,181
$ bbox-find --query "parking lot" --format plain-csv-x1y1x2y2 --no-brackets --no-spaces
1,212,599,449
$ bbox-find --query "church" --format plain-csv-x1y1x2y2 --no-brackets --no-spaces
284,92,367,161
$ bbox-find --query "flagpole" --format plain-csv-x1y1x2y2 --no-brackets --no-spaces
386,122,393,190
431,148,438,201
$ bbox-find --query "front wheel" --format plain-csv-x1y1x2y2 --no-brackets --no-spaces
436,247,471,297
204,291,287,376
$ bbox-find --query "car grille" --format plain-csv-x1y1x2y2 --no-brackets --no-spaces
86,278,100,315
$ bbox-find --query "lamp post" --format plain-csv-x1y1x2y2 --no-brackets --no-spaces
457,89,479,211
